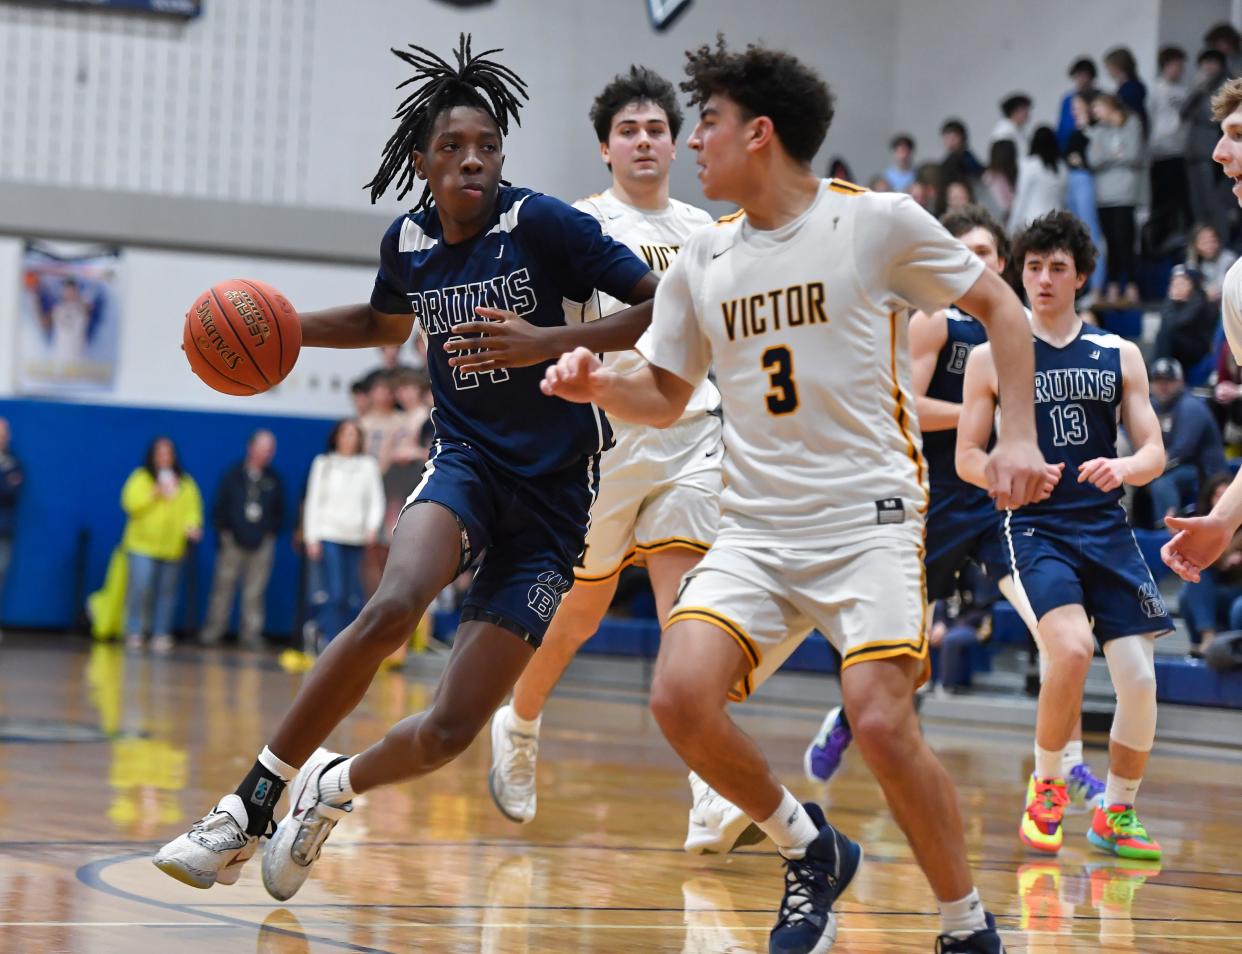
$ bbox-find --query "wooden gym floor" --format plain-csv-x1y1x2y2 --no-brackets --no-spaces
1,633,1240,953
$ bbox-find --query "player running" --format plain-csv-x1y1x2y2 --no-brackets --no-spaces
153,36,662,900
958,210,1168,861
543,36,1045,954
485,67,737,854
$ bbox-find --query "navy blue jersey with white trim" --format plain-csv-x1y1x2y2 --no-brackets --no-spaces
370,187,651,477
924,306,989,487
1027,326,1124,513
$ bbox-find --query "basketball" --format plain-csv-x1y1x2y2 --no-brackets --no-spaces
183,279,301,395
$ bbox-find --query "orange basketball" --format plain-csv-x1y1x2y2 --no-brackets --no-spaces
183,279,301,395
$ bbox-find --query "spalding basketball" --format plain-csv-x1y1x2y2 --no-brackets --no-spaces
183,279,301,395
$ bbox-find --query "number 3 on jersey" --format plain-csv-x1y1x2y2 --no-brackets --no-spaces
762,345,799,415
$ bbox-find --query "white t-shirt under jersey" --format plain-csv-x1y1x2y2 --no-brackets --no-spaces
637,180,985,548
570,189,720,420
1222,256,1242,363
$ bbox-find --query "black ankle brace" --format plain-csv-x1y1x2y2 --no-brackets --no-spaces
235,760,287,836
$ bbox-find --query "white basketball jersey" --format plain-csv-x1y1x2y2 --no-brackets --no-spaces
638,180,985,547
1223,256,1242,364
571,189,720,419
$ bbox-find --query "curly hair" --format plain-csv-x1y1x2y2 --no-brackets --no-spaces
940,204,1010,263
590,65,683,143
1012,210,1098,277
681,35,834,164
365,34,528,210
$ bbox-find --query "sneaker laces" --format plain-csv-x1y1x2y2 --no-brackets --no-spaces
291,802,349,866
1029,780,1069,824
774,854,833,930
189,809,248,853
1106,806,1148,839
1070,763,1105,797
690,783,726,828
504,731,538,791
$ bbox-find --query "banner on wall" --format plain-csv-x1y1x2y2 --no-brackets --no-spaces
16,244,122,396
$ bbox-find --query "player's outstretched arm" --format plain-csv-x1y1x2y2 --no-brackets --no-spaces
1078,342,1165,493
955,267,1046,507
909,308,961,431
447,272,659,375
300,304,414,349
541,347,692,428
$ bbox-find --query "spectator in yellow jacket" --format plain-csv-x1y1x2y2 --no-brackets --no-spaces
122,436,202,652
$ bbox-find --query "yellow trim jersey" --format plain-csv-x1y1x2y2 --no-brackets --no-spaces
571,189,720,421
637,180,985,548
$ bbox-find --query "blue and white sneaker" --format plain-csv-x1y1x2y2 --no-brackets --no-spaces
803,707,852,783
769,801,862,954
1067,762,1106,810
261,748,352,901
935,911,1006,952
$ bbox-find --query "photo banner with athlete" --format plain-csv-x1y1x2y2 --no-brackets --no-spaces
15,243,122,396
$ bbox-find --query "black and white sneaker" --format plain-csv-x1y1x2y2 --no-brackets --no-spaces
261,747,352,901
768,802,862,954
935,912,1006,953
153,795,261,889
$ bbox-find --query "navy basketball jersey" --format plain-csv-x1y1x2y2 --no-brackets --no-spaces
370,187,651,478
1027,326,1124,512
923,306,989,486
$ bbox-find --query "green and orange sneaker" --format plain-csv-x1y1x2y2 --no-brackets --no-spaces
1087,803,1162,861
1020,775,1069,854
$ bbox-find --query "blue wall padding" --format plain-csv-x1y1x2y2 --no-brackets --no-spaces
0,397,335,635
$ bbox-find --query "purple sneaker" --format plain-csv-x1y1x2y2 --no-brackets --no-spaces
804,706,852,783
1067,762,1106,810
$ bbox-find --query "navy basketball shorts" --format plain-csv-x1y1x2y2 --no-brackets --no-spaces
400,440,598,647
1003,505,1171,642
924,484,1010,602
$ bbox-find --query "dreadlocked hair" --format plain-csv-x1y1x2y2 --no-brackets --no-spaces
365,33,529,210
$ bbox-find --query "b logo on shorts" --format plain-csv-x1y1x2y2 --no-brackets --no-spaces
527,571,570,621
1138,581,1167,619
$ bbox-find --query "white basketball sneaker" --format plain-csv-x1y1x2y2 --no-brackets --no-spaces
683,771,766,854
261,748,352,901
488,704,539,823
153,794,260,889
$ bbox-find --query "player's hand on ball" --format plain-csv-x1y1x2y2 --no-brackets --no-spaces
446,307,554,373
1161,514,1232,583
541,347,609,403
984,437,1048,509
1076,457,1129,493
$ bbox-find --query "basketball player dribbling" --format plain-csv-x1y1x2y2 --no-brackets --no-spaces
543,36,1046,954
154,36,664,900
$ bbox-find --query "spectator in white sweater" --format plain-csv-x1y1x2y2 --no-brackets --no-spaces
1008,125,1067,232
303,419,385,646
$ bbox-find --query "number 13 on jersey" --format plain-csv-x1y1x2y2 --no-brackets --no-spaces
762,345,799,415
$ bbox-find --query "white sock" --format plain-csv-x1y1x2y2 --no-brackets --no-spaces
318,756,357,806
758,788,819,859
258,746,297,782
939,888,988,938
1035,745,1064,780
1061,740,1084,775
508,707,541,735
1103,772,1140,808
